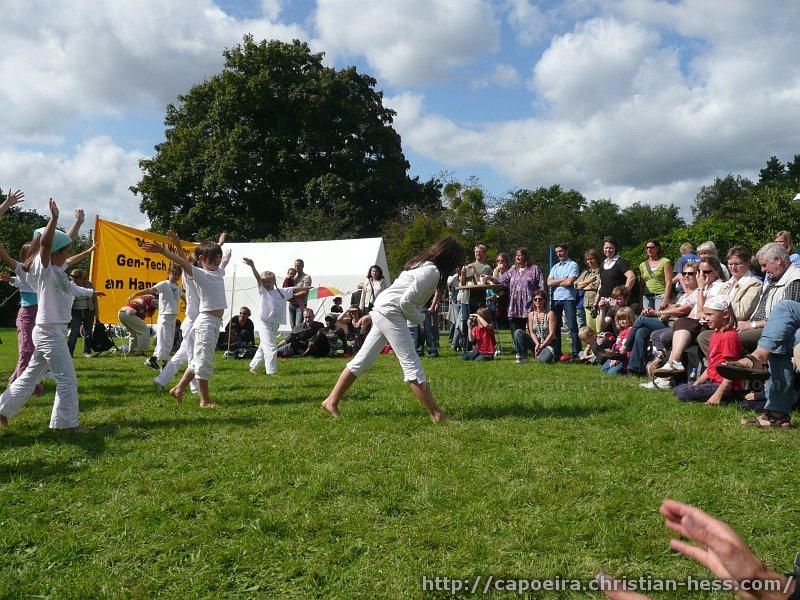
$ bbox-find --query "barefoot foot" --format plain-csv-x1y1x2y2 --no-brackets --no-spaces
170,386,184,405
249,367,258,375
63,424,94,432
321,398,340,417
431,412,459,424
199,401,216,409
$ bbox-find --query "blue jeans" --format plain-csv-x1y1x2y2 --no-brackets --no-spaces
625,315,668,373
512,329,554,363
601,360,624,375
642,293,663,310
288,304,303,327
461,349,494,361
418,311,439,356
551,299,579,357
758,300,800,413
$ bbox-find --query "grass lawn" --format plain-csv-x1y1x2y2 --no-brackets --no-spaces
0,326,798,598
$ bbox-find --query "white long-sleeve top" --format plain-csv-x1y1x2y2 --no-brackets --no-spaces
372,261,439,325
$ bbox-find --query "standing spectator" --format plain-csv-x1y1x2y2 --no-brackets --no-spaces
547,243,580,359
67,269,97,357
491,252,511,331
671,242,700,295
446,268,462,350
594,236,635,327
288,259,312,327
576,249,601,333
467,244,492,312
488,247,544,339
358,265,388,315
639,239,673,310
774,230,800,267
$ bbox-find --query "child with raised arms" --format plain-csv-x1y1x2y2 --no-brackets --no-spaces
144,236,230,408
242,257,309,376
0,200,104,430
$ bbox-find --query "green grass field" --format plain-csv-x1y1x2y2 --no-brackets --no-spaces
0,326,798,598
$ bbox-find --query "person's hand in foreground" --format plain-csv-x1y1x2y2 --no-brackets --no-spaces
599,498,796,600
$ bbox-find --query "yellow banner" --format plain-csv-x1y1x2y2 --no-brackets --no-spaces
90,218,197,324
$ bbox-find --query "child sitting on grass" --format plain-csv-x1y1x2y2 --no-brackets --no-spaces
600,307,634,375
673,297,741,405
461,307,496,361
577,326,597,363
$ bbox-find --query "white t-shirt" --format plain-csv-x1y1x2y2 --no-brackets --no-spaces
373,261,440,325
184,277,200,321
27,256,93,325
154,279,181,315
188,265,227,312
258,286,295,324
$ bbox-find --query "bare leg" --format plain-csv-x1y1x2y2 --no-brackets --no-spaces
321,368,356,417
170,367,194,405
0,414,7,426
668,330,692,362
196,378,214,408
409,380,456,423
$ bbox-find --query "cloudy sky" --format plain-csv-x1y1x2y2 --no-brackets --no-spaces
1,0,799,228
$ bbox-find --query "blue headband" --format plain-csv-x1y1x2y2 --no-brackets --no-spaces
32,227,73,252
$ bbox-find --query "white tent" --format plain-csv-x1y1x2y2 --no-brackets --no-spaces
220,237,390,331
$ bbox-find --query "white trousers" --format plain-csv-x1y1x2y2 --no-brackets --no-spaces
118,309,150,355
0,324,80,429
249,319,279,374
154,313,177,360
155,317,198,392
346,310,427,383
191,313,222,381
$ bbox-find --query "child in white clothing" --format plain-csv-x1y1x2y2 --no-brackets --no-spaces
0,200,104,430
242,257,309,375
144,237,230,408
130,264,183,370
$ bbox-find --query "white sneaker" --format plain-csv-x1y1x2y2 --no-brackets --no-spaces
514,355,527,364
660,360,685,373
640,377,672,389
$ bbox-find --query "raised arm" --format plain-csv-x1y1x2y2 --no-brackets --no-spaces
128,287,158,302
65,242,97,267
242,257,262,289
65,209,85,239
166,231,187,261
40,199,59,268
142,242,193,275
0,189,25,218
0,243,18,270
220,247,232,269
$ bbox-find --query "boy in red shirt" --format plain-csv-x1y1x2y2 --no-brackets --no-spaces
673,297,741,404
462,307,496,361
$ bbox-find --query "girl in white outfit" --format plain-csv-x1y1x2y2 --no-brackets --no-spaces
322,236,465,422
154,233,229,394
0,200,103,430
145,237,230,408
242,257,309,375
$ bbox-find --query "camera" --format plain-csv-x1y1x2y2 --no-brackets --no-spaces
468,313,478,324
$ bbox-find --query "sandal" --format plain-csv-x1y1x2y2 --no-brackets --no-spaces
740,411,792,428
717,354,770,381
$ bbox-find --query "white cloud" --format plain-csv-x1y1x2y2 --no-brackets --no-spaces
504,0,549,46
0,137,148,228
0,0,306,142
471,63,521,90
313,0,500,87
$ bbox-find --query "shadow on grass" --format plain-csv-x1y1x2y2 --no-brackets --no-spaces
461,401,619,420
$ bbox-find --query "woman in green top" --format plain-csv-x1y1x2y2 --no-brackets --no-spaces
639,239,673,311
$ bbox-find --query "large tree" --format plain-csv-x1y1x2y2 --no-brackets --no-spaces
133,36,435,240
690,174,753,221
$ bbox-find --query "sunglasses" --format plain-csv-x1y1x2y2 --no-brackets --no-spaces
533,297,546,301
681,272,696,276
699,269,714,275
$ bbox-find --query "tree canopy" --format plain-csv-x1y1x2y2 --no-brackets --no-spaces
133,36,438,241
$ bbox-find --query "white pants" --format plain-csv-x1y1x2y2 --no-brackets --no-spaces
347,310,427,383
0,324,79,429
155,317,198,392
154,313,177,361
191,313,222,381
249,319,280,374
118,309,150,355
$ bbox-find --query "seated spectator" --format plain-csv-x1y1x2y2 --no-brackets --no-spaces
670,242,700,295
626,262,700,380
774,230,800,267
734,242,800,354
696,245,762,358
337,305,367,354
654,256,726,376
330,296,343,314
461,307,495,361
600,285,629,333
671,297,742,405
222,307,255,347
512,289,557,364
599,308,634,375
577,326,597,363
697,240,729,279
277,308,330,357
